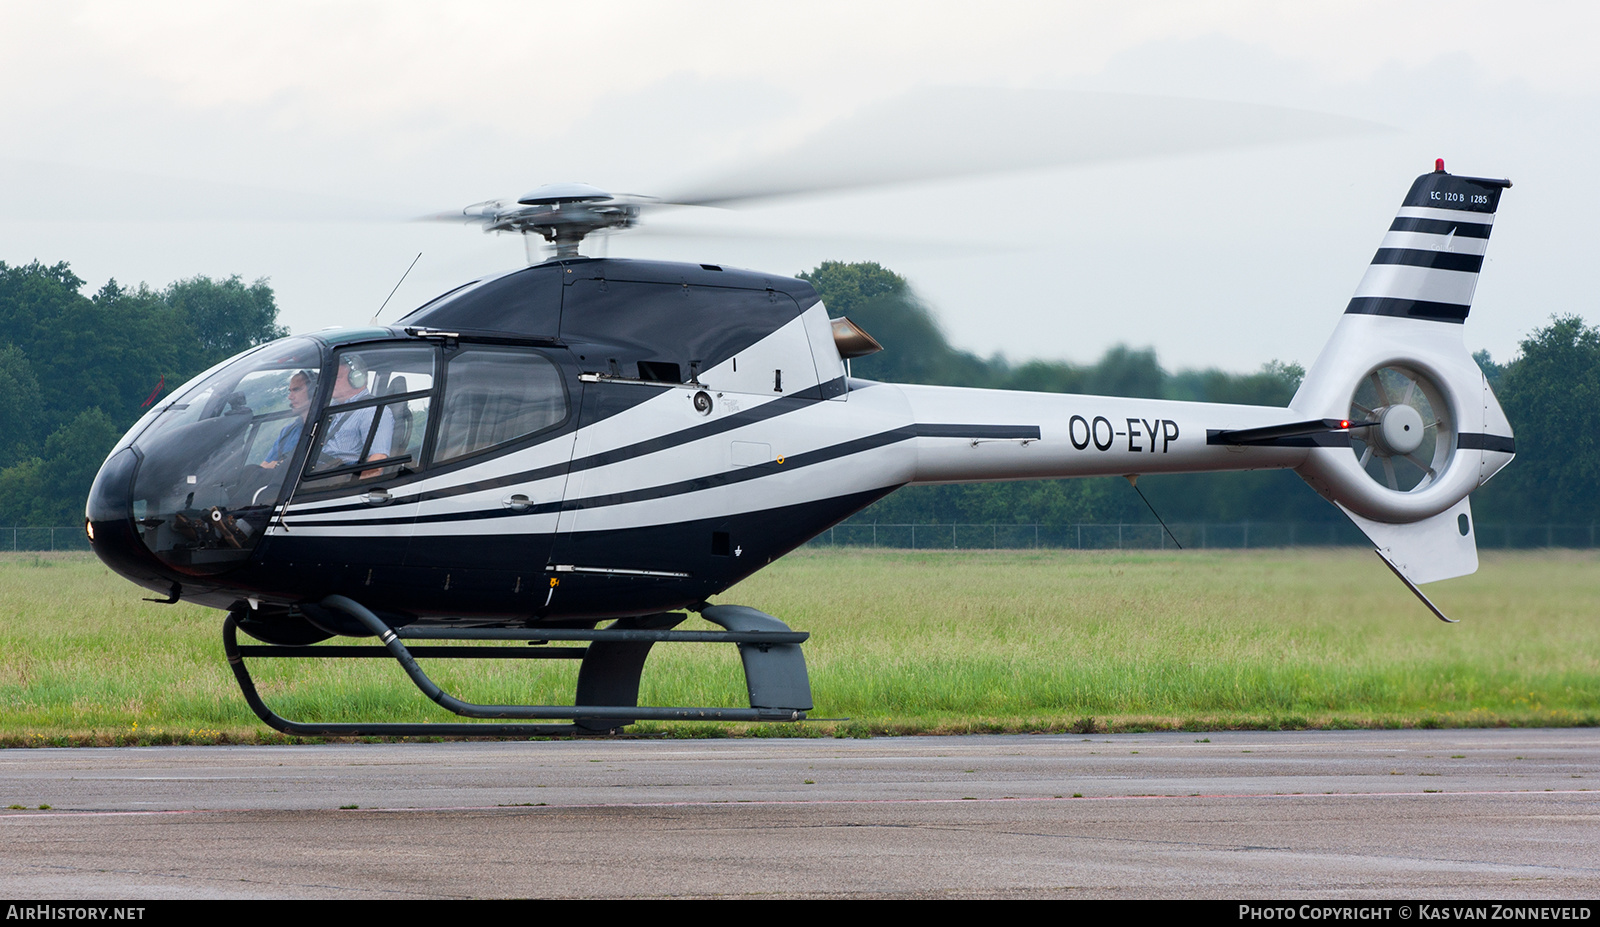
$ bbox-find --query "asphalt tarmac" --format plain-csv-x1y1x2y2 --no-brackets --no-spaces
1,729,1596,899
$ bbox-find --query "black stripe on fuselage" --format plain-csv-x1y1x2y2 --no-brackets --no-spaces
1388,217,1492,238
553,375,847,481
558,430,910,514
1458,432,1516,453
286,421,1040,528
1370,248,1483,273
913,424,1041,440
292,378,848,518
1344,297,1469,323
559,422,1040,514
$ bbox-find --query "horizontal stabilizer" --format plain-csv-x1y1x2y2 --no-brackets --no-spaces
1208,418,1353,447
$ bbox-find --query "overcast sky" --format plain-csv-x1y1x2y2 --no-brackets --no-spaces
2,1,1595,373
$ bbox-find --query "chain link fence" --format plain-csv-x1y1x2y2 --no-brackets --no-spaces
5,522,1597,553
2,527,94,552
804,521,1600,551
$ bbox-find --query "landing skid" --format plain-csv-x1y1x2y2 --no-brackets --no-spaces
223,596,813,737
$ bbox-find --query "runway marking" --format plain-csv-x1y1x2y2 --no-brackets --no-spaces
2,788,1595,818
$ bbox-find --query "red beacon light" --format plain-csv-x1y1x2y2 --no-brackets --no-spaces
1436,158,1446,172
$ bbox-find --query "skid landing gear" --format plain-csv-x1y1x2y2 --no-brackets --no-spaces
223,596,813,738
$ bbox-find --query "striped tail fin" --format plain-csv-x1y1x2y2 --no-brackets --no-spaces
1344,162,1510,324
1289,162,1516,597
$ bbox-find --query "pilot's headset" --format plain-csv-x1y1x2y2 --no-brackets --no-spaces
341,354,370,391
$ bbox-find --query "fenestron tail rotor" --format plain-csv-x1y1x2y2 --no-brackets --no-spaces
1348,365,1453,493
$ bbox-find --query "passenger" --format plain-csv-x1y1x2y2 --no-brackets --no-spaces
260,370,316,470
319,356,394,472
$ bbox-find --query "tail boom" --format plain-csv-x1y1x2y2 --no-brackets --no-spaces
863,384,1315,485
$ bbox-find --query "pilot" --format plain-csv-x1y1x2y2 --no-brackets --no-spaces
260,370,316,470
319,355,394,470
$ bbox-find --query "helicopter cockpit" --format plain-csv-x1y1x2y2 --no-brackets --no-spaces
98,336,436,575
106,336,326,573
91,324,579,580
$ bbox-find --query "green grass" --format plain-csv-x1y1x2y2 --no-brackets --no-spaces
2,548,1597,744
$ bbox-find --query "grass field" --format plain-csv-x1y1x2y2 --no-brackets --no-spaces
2,548,1597,744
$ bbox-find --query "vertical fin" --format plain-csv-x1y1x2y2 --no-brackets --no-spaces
1343,166,1510,324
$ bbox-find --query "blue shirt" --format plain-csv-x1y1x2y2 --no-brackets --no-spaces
319,389,394,467
263,417,304,464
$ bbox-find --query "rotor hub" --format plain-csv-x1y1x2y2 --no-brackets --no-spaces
454,184,653,260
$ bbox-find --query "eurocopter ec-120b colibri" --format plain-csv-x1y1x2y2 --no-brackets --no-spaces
85,161,1515,736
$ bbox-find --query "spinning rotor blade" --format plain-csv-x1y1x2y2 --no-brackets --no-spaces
1348,365,1453,494
423,87,1384,252
619,217,984,255
1369,371,1392,407
662,87,1386,207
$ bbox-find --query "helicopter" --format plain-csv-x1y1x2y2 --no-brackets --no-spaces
84,160,1515,736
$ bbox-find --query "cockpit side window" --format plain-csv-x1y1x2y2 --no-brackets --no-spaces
303,345,436,486
433,348,568,464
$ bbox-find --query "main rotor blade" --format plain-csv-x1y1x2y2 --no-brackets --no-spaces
619,217,985,255
663,88,1386,207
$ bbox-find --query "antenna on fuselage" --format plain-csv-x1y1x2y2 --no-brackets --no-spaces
372,252,423,323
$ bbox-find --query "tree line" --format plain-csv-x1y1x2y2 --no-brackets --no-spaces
0,257,1592,528
0,261,285,525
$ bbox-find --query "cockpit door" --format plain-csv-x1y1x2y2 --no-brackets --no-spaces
269,343,437,579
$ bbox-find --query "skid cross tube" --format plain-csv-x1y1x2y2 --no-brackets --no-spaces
222,595,812,737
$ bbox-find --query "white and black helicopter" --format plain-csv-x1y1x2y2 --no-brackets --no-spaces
85,158,1516,736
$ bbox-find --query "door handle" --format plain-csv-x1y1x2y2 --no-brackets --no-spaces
502,493,532,513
